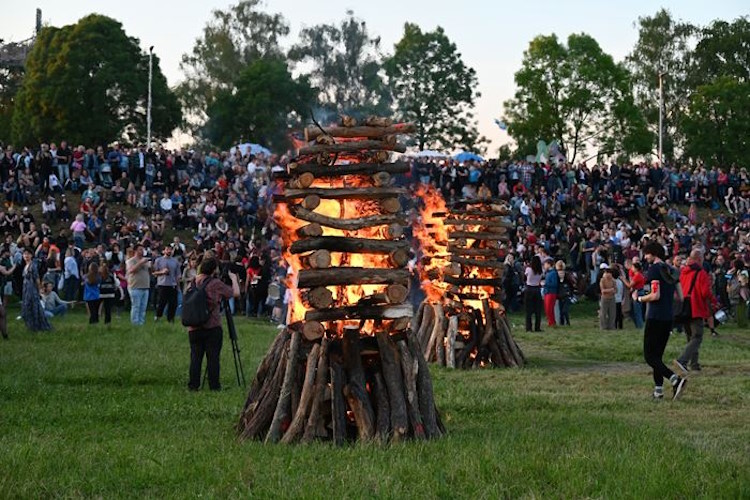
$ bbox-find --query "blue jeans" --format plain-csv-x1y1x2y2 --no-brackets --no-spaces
58,164,70,184
44,304,68,318
129,288,149,325
631,293,645,329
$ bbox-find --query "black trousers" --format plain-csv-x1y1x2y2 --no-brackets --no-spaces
525,286,543,331
102,297,114,324
87,299,101,324
156,285,178,322
643,318,675,387
188,326,223,390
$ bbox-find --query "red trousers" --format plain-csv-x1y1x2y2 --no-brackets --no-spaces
544,294,557,326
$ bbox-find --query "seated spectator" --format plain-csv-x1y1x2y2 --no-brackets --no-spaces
41,281,73,318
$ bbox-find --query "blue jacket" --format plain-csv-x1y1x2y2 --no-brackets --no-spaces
543,269,559,295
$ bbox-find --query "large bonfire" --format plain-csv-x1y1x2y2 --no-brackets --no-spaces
412,186,525,369
237,116,444,444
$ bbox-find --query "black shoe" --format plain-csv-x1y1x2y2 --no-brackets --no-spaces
673,359,689,377
672,377,687,401
689,364,702,371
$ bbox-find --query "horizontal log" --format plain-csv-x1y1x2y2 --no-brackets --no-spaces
446,245,498,256
298,140,407,155
433,210,507,217
305,123,416,140
275,187,406,202
289,205,406,231
443,218,513,228
448,231,509,241
289,161,410,177
444,276,503,287
305,303,413,322
297,268,410,288
290,236,408,255
450,256,504,269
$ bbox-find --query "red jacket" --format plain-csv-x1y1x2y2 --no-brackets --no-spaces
679,263,712,319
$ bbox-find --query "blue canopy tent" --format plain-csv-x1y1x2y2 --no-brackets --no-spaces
454,151,484,162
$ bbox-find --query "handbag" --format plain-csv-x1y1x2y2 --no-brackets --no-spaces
675,270,700,324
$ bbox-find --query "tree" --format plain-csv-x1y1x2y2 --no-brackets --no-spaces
691,17,750,85
683,76,750,166
203,58,315,150
288,10,390,121
385,23,484,152
178,0,289,131
12,14,180,146
0,65,24,141
626,9,696,161
503,33,651,163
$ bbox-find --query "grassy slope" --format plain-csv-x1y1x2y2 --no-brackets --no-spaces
0,304,748,499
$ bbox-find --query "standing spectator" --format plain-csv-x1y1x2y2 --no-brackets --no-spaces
634,241,687,400
62,247,80,301
21,249,51,331
83,262,102,324
153,245,180,323
614,266,625,329
555,260,571,326
599,265,616,330
57,140,72,187
524,256,544,332
70,214,87,249
623,260,646,328
126,244,151,326
674,250,712,373
99,263,120,325
542,258,558,328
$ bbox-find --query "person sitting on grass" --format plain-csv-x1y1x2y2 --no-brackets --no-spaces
41,281,74,318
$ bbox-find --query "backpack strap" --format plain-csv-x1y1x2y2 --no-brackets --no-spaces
686,269,700,297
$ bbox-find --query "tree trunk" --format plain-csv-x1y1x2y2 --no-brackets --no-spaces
375,331,409,442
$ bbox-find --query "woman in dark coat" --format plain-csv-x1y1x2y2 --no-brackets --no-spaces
21,249,52,331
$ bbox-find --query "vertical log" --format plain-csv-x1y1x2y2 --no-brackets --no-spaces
301,338,329,443
265,331,301,443
342,326,375,441
240,330,289,415
425,303,445,362
330,361,347,446
375,331,409,441
416,302,435,351
397,340,426,439
238,341,289,441
500,314,525,366
281,343,320,444
446,316,458,369
491,308,516,367
405,330,441,438
372,372,391,442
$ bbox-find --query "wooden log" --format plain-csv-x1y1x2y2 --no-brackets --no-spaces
276,187,406,203
434,210,507,217
297,223,323,238
265,331,301,443
240,330,289,415
289,205,406,231
330,361,347,445
372,372,391,442
450,256,504,269
443,218,513,228
375,331,409,441
281,343,320,444
303,287,334,309
481,300,505,367
372,171,392,187
389,248,410,267
342,327,375,441
435,320,446,367
447,198,510,209
443,276,503,287
397,340,426,439
305,123,416,140
446,316,458,369
302,321,325,341
297,268,409,289
290,236,408,255
298,140,407,155
301,249,331,269
340,115,357,127
364,116,394,127
289,172,315,189
416,302,435,352
238,341,289,441
457,313,479,369
380,223,404,240
304,303,413,322
290,161,410,177
405,330,440,438
490,308,516,367
448,231,509,241
301,338,330,443
380,197,401,214
499,314,524,367
425,303,445,362
301,194,321,210
392,317,411,331
446,246,497,256
386,284,409,304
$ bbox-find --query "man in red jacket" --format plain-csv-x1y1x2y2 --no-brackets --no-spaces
674,249,712,373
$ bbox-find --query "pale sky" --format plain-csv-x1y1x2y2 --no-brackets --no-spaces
2,0,747,153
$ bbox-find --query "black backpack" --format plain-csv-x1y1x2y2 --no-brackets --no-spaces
181,277,213,327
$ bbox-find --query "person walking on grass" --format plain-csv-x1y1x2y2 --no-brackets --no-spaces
673,250,712,374
542,258,558,328
524,255,544,332
599,265,616,330
83,262,101,324
555,260,571,326
126,244,151,326
633,241,687,401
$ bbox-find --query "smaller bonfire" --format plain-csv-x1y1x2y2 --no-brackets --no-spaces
412,186,525,368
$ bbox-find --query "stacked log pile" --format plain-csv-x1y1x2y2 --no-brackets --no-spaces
238,116,444,444
413,191,525,368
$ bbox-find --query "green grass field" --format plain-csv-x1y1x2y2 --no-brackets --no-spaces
1,303,748,499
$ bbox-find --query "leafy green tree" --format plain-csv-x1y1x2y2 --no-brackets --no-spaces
203,58,315,150
683,76,750,166
385,23,484,152
12,14,180,146
0,66,24,141
626,9,696,161
288,10,390,121
504,33,651,163
691,17,750,85
178,0,289,130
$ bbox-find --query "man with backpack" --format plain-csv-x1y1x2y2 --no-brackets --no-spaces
674,250,712,374
183,256,239,391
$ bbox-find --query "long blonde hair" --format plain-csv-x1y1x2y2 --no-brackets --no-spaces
86,262,100,285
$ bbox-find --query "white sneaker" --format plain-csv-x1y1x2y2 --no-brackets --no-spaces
276,324,286,329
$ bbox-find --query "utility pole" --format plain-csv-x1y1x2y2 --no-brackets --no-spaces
147,45,154,149
658,70,664,166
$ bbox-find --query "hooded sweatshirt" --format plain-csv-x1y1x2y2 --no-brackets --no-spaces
679,263,712,319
